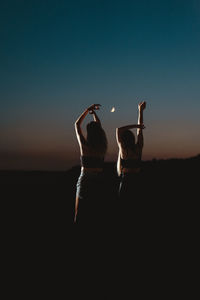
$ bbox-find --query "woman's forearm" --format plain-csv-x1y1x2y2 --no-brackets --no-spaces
91,110,101,123
137,101,146,128
75,109,89,127
118,124,140,132
137,109,144,135
75,104,101,128
138,109,143,125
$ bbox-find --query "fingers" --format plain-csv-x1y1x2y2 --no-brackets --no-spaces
94,104,101,110
138,101,146,111
88,104,101,111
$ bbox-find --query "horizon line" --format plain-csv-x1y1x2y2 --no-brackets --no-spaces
0,154,199,172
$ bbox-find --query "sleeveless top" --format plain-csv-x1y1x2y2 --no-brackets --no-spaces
120,146,142,170
80,156,104,168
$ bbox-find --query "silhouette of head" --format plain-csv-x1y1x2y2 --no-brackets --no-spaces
86,121,107,154
121,130,136,151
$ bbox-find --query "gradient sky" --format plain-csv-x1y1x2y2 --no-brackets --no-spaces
0,0,200,170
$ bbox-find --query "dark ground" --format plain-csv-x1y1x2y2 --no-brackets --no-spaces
1,155,199,289
1,154,199,226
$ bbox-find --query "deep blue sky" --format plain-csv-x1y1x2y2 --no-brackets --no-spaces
0,0,200,169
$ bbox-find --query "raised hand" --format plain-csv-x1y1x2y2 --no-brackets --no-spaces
87,104,101,112
138,101,146,111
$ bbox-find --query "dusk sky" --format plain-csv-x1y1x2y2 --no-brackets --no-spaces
0,0,200,170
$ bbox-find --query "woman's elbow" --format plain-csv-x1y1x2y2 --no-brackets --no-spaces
75,119,80,126
116,128,120,138
74,122,80,131
116,128,121,134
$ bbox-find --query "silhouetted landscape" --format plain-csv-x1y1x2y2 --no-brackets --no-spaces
1,154,199,227
1,154,199,276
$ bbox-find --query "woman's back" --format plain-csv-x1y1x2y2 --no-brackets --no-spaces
74,104,108,223
81,142,106,158
120,144,141,160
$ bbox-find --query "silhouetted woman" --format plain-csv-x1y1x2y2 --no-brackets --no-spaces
74,104,108,223
116,101,146,202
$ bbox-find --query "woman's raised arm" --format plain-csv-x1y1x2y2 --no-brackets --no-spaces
137,101,146,147
75,104,101,145
116,124,145,145
90,109,101,124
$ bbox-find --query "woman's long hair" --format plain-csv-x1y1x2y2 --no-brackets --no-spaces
120,130,136,152
86,121,107,154
117,129,136,176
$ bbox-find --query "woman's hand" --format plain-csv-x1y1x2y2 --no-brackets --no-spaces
138,101,146,111
87,104,101,112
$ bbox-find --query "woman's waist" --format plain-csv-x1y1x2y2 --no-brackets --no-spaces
81,167,103,173
121,167,141,174
121,157,141,164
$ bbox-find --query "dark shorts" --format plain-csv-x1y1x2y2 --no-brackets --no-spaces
117,172,144,225
119,172,141,200
76,170,104,200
